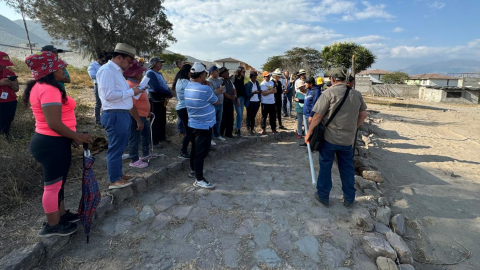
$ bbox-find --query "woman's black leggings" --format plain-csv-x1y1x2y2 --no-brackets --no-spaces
30,133,72,213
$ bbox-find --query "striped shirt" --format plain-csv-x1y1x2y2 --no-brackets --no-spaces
185,82,218,130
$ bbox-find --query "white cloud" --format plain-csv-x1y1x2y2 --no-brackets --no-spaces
429,1,446,9
414,37,420,40
342,1,395,21
338,35,388,43
393,27,404,33
389,39,480,58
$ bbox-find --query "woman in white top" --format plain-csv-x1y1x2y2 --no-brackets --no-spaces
259,71,277,134
175,64,192,159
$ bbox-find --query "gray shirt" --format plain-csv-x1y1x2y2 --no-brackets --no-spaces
207,77,225,104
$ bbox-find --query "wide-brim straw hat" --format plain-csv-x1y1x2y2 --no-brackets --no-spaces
114,43,136,58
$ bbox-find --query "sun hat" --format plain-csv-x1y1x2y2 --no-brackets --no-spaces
272,68,282,76
262,71,270,77
41,45,65,53
298,69,306,75
123,60,147,77
147,57,165,69
25,51,67,80
191,62,207,74
0,51,14,66
317,77,324,85
113,43,136,58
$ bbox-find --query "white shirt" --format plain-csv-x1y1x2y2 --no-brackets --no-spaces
260,80,275,104
250,81,259,102
97,60,134,110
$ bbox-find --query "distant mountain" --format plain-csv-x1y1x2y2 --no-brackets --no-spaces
163,49,214,67
399,59,480,75
0,14,49,47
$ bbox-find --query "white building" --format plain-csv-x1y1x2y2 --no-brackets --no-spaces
356,69,391,83
214,57,247,70
406,73,459,87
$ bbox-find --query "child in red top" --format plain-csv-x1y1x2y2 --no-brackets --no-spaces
0,51,20,137
123,60,152,168
24,51,91,238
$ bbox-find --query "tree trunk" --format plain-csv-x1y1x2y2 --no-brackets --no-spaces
20,4,33,54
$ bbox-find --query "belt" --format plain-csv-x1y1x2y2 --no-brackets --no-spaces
103,109,129,113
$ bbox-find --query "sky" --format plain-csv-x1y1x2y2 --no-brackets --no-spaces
2,0,479,71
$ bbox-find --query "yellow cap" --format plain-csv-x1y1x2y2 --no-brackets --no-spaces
137,58,145,63
317,77,323,85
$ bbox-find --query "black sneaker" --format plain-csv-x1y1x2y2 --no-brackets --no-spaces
188,169,207,178
38,220,78,237
60,209,80,223
314,193,329,207
299,143,307,148
178,153,191,159
279,126,287,130
343,201,354,208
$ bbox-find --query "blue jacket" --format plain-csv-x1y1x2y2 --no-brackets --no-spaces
303,85,322,117
245,80,261,108
146,69,171,101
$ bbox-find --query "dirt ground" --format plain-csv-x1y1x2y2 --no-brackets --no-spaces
364,97,480,270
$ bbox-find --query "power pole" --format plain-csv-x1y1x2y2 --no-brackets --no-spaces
19,0,33,54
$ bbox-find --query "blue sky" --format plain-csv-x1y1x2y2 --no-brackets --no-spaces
2,0,479,71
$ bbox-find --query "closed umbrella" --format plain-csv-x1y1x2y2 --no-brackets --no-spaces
78,142,101,243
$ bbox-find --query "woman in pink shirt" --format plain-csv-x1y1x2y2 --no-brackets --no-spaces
24,51,91,237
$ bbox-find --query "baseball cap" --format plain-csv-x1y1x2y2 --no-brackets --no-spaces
305,77,315,84
262,71,270,77
148,57,165,69
0,51,14,66
328,67,347,80
208,65,219,73
191,62,207,74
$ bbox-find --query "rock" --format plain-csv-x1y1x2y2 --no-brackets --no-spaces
386,232,413,264
171,205,193,219
118,207,138,217
321,242,347,268
268,134,275,140
0,243,44,270
376,206,392,226
235,219,254,236
110,186,133,206
167,161,182,172
253,222,272,247
352,208,375,232
223,248,239,268
280,131,288,138
355,176,376,191
95,195,113,220
378,197,389,207
376,256,398,270
374,222,392,235
260,135,269,142
390,214,406,236
151,213,172,230
131,178,148,194
399,264,415,270
352,248,378,270
139,205,155,221
154,197,176,212
169,222,194,240
362,170,384,183
273,231,293,252
295,236,320,262
274,133,281,140
362,235,397,261
254,249,282,268
42,235,71,258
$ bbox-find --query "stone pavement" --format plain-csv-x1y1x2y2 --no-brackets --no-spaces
43,137,377,270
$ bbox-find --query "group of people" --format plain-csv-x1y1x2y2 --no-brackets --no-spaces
2,41,367,237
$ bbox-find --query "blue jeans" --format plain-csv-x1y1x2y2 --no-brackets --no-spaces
297,112,304,135
102,111,131,183
177,116,186,135
317,140,356,203
212,104,223,138
234,96,245,131
128,116,151,162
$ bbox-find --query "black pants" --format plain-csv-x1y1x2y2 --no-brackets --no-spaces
220,100,234,137
246,101,260,130
0,100,17,137
275,98,283,127
94,84,102,124
261,103,277,131
150,100,167,144
190,128,212,180
283,92,293,116
176,108,191,155
30,133,72,206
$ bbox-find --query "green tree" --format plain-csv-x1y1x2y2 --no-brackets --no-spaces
283,47,323,76
381,71,409,84
155,52,187,66
18,0,176,58
261,55,283,72
320,42,376,73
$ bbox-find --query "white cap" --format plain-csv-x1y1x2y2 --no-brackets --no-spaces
190,62,207,74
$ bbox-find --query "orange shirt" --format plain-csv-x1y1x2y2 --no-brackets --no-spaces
29,83,76,136
127,79,150,117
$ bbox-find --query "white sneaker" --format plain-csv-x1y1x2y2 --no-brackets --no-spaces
211,140,217,146
122,154,130,160
193,179,215,189
216,136,226,141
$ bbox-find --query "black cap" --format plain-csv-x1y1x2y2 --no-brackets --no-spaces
305,77,315,84
41,45,64,53
218,67,229,76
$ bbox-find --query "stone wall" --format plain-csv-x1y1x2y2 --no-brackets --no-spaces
355,77,419,98
0,45,92,68
459,77,480,87
420,86,480,104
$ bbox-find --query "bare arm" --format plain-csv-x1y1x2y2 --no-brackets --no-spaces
305,113,324,143
129,105,144,131
43,105,91,143
357,110,367,128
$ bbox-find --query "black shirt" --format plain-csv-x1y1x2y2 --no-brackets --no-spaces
233,76,246,98
273,80,282,101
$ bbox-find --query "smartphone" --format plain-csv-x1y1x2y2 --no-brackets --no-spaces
7,75,18,81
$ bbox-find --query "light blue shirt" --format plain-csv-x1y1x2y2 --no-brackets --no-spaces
175,79,189,110
185,82,218,130
87,61,101,84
